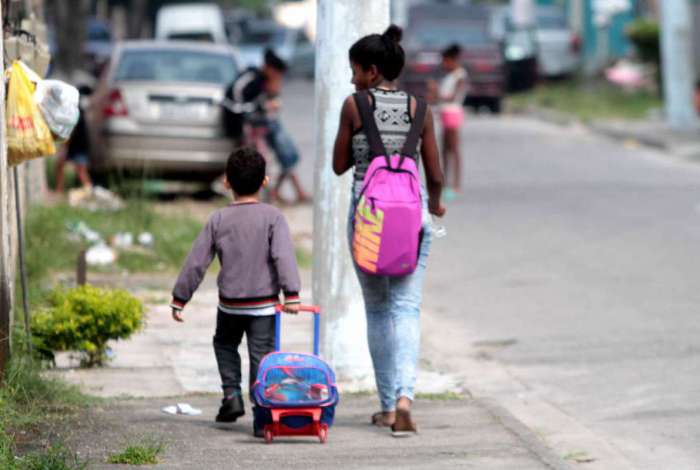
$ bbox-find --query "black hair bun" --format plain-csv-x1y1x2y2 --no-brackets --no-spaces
382,24,403,44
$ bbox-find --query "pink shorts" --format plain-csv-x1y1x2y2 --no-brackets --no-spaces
440,107,464,130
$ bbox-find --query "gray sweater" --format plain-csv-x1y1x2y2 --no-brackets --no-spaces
171,202,301,310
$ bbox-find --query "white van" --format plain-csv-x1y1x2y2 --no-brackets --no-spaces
155,3,228,43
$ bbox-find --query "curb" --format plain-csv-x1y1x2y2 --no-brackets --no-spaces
477,398,572,470
511,105,700,163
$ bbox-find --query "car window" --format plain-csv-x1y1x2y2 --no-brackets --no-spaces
88,23,111,42
115,49,238,85
537,13,567,29
239,25,287,46
406,24,492,49
167,32,215,42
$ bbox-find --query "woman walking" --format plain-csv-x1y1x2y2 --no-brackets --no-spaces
332,25,445,436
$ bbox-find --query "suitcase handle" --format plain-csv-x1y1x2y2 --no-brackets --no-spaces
274,304,321,356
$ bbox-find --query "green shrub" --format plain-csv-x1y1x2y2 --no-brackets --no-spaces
626,19,660,64
31,285,144,367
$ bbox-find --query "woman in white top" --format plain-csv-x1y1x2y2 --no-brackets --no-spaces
437,44,468,198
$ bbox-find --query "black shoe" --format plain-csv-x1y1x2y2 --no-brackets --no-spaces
253,427,265,438
215,394,245,423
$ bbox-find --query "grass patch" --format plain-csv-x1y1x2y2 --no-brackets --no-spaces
508,79,661,121
563,450,596,464
24,201,203,305
415,391,464,401
107,440,165,465
1,351,94,469
295,247,313,270
6,443,87,470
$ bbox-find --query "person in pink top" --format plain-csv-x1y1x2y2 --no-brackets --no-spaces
431,44,468,201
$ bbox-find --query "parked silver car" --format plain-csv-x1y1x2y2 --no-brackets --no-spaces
88,41,240,180
535,5,581,77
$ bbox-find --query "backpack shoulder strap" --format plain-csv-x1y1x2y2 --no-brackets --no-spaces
353,91,388,158
400,96,428,158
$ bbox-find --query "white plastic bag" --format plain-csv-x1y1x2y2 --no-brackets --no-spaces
34,79,80,140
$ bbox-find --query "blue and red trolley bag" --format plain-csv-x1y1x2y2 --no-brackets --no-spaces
252,304,339,444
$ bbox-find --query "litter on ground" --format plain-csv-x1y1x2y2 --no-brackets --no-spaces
161,403,202,416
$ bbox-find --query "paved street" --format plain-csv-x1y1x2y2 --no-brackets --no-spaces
284,80,700,469
424,116,700,469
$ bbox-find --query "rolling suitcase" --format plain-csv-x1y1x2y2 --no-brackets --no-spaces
252,305,339,443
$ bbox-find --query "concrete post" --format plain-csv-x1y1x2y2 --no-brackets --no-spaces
660,0,699,130
313,0,389,387
392,0,408,27
0,0,14,378
510,0,536,28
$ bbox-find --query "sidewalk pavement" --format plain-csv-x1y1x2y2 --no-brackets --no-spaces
48,202,569,469
587,119,700,162
70,395,566,470
515,105,700,162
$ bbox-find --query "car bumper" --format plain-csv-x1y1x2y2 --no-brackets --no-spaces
100,133,236,176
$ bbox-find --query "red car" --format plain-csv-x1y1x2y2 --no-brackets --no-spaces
401,4,505,113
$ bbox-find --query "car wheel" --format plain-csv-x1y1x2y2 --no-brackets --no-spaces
488,99,502,115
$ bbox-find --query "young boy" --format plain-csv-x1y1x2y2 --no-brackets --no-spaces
170,147,301,425
224,49,310,204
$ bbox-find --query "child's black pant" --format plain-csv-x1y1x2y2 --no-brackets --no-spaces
213,311,275,398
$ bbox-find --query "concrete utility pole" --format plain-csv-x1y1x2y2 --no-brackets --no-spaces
510,0,535,28
660,0,699,130
313,0,389,386
0,0,14,379
392,0,408,27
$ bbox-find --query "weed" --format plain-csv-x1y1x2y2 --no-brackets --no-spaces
0,351,93,469
107,440,165,465
12,443,86,470
415,391,464,401
563,450,596,464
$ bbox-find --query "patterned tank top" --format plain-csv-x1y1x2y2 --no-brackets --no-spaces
351,88,421,196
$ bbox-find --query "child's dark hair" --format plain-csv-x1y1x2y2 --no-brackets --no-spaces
442,43,462,59
226,147,266,196
349,24,404,81
264,48,288,72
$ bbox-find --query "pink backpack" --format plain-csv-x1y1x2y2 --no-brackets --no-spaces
352,91,427,277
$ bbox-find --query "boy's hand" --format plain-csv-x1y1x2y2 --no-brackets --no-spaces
172,308,184,323
282,303,300,314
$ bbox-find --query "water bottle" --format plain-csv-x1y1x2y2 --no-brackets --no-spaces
430,216,447,239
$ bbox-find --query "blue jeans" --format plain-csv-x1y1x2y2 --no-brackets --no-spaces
263,119,299,171
348,198,432,412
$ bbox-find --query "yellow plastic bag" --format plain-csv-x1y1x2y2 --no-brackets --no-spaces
6,61,56,166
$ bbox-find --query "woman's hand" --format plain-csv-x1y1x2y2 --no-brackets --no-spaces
429,199,446,217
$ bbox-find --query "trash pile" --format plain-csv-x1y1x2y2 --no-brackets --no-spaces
68,186,125,212
67,220,154,267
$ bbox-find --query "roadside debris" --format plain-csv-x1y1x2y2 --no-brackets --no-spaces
85,243,117,266
67,220,101,244
113,232,134,249
68,186,124,212
138,232,155,248
161,403,202,416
